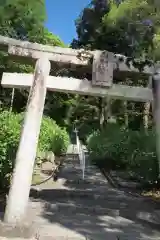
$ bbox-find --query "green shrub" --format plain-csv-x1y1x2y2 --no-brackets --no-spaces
0,111,22,190
0,111,70,190
39,116,70,155
127,130,158,183
87,124,129,168
87,123,158,183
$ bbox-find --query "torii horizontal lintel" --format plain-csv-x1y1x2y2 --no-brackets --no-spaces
1,72,153,102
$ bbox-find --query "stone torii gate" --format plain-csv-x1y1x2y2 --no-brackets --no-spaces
0,35,159,224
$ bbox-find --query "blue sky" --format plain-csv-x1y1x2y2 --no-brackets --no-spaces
45,0,90,44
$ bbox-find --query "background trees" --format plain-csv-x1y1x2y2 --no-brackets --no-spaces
0,0,72,127
1,0,159,134
69,0,160,137
0,0,160,188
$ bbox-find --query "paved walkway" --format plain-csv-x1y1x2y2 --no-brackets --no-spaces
0,145,159,239
23,153,160,240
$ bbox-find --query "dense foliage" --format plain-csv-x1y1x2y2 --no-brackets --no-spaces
0,0,69,123
87,124,158,183
38,116,70,156
73,0,160,57
0,111,69,190
76,0,160,185
1,0,160,192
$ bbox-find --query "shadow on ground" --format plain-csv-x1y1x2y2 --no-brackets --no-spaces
29,167,160,240
0,155,160,239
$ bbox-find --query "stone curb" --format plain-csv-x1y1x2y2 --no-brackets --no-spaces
0,238,36,240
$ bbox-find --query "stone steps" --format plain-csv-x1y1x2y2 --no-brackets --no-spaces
27,153,160,240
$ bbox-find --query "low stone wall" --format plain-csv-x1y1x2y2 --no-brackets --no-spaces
32,152,65,185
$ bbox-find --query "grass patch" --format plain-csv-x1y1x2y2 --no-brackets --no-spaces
32,173,43,185
142,190,160,201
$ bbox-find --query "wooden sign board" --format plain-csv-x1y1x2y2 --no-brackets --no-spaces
92,50,114,87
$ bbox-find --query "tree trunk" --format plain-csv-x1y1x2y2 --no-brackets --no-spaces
152,71,160,177
4,57,51,224
104,97,111,126
123,100,128,128
99,97,104,130
143,77,152,133
143,102,150,133
9,88,15,112
99,97,112,129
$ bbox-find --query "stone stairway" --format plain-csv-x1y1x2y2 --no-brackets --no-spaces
25,150,160,240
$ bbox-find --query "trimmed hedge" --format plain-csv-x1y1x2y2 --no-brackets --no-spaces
0,110,70,190
87,123,158,183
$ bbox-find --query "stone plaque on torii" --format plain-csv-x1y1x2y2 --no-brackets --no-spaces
0,35,159,224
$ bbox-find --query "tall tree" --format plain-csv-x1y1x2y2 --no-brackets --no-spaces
71,0,109,49
71,0,160,133
101,0,159,57
0,0,46,41
0,0,46,109
0,0,72,127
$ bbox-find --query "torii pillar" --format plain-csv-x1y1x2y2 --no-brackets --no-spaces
4,57,51,224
